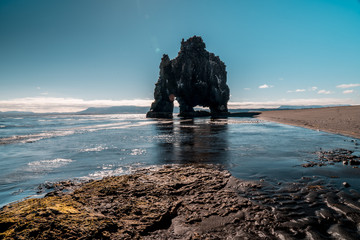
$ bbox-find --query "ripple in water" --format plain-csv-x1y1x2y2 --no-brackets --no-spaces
80,146,109,152
27,158,73,172
130,149,146,156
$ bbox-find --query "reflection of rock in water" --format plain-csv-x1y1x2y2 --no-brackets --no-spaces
155,119,228,165
155,121,175,162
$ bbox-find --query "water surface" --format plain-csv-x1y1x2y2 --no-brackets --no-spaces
0,114,359,207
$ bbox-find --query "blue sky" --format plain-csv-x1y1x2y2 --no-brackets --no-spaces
1,0,360,112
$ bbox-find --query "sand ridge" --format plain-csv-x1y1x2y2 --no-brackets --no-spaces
257,106,360,139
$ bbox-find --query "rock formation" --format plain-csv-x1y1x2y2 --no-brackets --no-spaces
2,164,360,239
146,36,230,118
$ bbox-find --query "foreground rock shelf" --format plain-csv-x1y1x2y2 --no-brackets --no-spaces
1,164,360,239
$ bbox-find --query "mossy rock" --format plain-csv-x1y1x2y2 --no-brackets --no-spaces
0,170,182,239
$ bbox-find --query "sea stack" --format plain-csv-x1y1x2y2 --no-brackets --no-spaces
146,36,230,118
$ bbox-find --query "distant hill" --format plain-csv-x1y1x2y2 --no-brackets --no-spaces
0,111,35,116
0,111,34,114
77,106,150,114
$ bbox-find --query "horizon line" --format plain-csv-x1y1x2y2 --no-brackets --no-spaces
0,96,357,113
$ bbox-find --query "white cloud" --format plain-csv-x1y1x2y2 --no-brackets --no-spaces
336,83,360,89
0,97,153,113
36,87,41,90
244,88,251,91
310,86,318,91
317,90,332,95
228,98,355,109
287,89,306,93
40,92,49,95
259,84,273,89
343,90,354,94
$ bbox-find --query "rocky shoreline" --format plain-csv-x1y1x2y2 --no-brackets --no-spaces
1,164,360,239
302,148,360,168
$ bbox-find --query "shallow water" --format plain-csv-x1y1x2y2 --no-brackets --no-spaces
0,114,359,207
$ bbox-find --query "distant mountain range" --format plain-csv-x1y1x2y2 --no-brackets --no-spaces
77,106,150,114
0,111,36,116
0,104,351,115
79,104,352,115
0,111,34,114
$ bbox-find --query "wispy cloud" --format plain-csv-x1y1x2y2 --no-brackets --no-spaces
0,97,153,113
310,86,318,91
244,88,251,91
317,90,332,94
287,89,306,93
336,83,360,89
343,90,354,94
259,84,273,89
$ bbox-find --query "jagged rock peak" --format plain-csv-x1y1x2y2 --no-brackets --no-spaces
180,36,206,52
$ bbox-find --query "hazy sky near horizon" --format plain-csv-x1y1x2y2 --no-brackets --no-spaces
1,0,360,112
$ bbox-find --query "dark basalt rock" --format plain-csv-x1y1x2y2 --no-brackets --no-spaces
146,36,230,118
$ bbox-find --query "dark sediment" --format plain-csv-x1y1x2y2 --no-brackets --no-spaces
1,165,360,239
302,148,360,168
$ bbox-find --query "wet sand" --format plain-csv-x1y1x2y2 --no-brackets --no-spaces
257,106,360,139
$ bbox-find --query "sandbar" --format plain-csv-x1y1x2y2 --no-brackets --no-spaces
257,105,360,139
